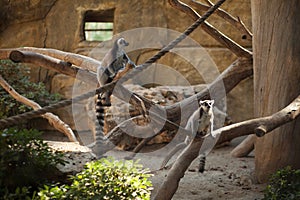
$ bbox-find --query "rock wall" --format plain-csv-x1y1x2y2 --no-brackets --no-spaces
0,0,253,134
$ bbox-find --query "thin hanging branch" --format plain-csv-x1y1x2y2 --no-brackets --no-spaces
190,0,252,41
168,0,252,59
0,75,77,142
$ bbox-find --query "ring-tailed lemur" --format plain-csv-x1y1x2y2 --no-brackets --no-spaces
184,100,214,173
93,37,135,156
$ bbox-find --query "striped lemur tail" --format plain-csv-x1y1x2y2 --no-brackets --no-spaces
95,93,107,140
93,37,134,157
94,92,112,156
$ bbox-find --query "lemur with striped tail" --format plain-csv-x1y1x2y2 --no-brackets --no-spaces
93,37,135,157
160,100,215,172
184,100,214,173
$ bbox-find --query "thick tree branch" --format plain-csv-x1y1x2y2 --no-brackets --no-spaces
190,0,252,41
230,135,255,157
168,0,252,59
8,50,97,85
154,136,204,200
0,47,101,72
214,94,300,139
165,58,253,128
0,75,77,142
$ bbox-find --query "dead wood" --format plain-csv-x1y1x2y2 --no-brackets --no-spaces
0,75,77,142
213,94,300,138
0,47,101,72
154,136,204,200
190,0,252,41
168,0,252,59
230,135,256,157
8,50,97,85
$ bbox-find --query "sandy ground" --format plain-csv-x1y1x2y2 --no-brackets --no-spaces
45,132,266,200
156,145,265,200
105,138,266,200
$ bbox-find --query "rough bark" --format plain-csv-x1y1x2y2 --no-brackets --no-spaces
252,0,300,182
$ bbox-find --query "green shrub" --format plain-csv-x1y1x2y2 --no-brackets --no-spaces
263,166,300,200
0,60,61,119
38,157,153,200
0,128,66,199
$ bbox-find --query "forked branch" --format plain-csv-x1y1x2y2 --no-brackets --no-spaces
190,0,252,41
168,0,252,59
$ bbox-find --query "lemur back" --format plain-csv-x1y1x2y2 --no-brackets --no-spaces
93,38,132,157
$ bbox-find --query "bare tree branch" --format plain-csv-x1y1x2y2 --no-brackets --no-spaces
165,58,253,129
154,136,204,200
190,0,252,41
0,75,77,142
8,50,97,85
0,47,101,72
154,93,300,200
230,135,255,157
213,94,300,138
168,0,252,59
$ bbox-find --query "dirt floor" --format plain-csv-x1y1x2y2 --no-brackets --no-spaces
45,132,266,200
104,137,266,200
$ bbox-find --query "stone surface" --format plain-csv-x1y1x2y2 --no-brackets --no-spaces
46,141,96,173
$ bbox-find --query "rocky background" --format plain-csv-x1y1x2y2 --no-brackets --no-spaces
0,0,253,143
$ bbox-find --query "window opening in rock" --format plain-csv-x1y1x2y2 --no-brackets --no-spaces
84,9,114,41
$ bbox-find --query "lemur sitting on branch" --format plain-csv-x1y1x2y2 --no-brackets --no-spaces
160,100,215,172
93,37,135,157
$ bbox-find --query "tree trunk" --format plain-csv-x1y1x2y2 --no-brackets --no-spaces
252,0,300,182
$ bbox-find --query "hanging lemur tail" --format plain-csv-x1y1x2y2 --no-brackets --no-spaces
95,94,108,146
198,154,206,173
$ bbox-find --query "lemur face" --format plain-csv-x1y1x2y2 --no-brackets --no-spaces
117,38,129,48
199,100,214,113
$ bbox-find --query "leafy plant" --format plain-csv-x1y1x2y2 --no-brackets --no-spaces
38,157,153,200
0,128,66,198
0,60,61,119
1,186,36,200
263,166,300,200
